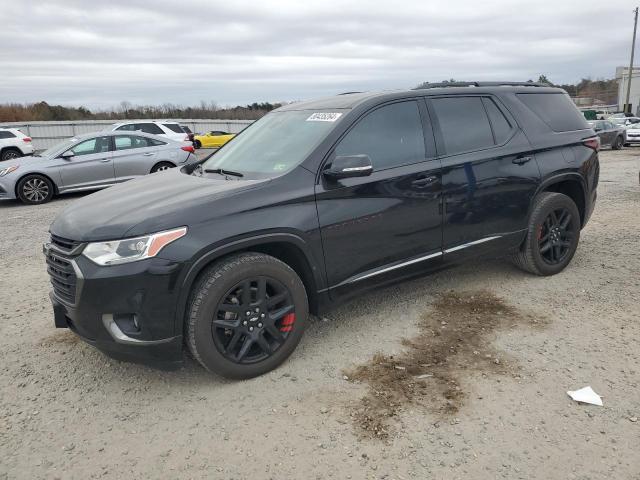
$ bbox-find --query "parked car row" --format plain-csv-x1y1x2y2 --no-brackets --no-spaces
0,131,197,204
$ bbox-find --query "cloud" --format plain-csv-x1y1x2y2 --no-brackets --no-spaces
0,0,633,107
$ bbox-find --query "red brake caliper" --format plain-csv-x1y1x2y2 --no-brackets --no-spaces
280,313,296,333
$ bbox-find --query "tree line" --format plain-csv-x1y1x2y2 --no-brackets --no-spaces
0,100,282,122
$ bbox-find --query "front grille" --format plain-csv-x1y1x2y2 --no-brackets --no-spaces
51,234,82,251
46,235,82,304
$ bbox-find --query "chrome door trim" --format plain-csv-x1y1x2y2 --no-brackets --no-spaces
443,236,502,253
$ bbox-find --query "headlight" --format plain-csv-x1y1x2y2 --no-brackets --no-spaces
82,227,187,266
0,165,19,177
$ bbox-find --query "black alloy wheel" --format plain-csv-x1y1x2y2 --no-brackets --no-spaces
212,277,296,364
1,149,21,161
186,252,308,379
537,207,574,265
511,192,580,276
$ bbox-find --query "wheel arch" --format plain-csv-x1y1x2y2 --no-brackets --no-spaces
535,174,587,226
176,233,323,332
150,161,176,172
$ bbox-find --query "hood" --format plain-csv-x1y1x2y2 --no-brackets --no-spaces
2,154,52,169
50,169,269,241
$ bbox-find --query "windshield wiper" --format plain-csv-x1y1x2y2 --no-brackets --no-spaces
204,168,244,178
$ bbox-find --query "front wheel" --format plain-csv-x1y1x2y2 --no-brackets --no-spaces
612,136,624,150
194,140,201,149
186,253,309,379
16,174,54,204
512,192,581,276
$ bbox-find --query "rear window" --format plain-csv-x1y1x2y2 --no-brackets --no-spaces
431,97,494,155
162,123,185,133
0,130,16,139
517,93,588,132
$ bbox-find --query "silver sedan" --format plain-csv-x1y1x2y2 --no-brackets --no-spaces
0,131,197,204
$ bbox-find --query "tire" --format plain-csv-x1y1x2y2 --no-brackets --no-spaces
150,162,175,173
194,140,201,149
1,148,22,161
612,136,624,150
512,192,581,276
186,252,309,379
16,174,54,205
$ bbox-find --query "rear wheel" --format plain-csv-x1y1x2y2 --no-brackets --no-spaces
16,174,54,205
194,140,202,149
612,135,624,150
1,148,21,161
512,192,580,276
186,252,308,379
150,162,175,173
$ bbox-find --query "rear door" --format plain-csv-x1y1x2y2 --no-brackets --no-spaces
112,134,167,181
428,95,540,253
315,99,443,297
57,136,115,191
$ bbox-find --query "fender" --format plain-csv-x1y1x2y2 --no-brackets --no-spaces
529,171,587,218
173,231,325,331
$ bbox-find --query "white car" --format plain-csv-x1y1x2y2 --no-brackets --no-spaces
624,126,640,145
0,128,35,161
106,121,189,142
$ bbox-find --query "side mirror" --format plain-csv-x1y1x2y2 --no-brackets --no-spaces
324,154,373,179
60,150,74,159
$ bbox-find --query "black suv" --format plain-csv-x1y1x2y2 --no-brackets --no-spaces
45,83,599,378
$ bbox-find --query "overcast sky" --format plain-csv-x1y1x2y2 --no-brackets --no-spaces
0,0,635,108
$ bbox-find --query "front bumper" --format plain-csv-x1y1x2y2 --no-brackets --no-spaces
45,242,186,369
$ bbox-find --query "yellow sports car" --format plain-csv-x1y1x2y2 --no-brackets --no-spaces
193,131,235,149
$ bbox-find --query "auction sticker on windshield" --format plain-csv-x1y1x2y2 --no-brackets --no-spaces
306,112,343,122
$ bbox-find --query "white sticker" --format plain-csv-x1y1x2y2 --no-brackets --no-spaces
306,112,343,122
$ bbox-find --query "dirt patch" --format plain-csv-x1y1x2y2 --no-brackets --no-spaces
343,290,543,439
39,331,81,347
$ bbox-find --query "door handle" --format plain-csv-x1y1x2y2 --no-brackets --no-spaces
412,175,439,187
99,158,110,162
512,156,533,165
143,152,155,156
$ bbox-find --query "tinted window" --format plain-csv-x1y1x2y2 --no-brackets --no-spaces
210,131,228,136
483,98,512,144
68,136,111,156
114,135,164,150
115,124,136,131
0,130,16,139
162,123,184,133
335,101,425,170
431,97,493,155
136,123,164,135
517,93,588,132
181,125,192,133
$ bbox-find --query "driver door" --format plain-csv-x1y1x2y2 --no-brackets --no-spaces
57,136,115,191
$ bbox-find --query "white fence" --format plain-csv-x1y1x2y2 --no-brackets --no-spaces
0,119,254,150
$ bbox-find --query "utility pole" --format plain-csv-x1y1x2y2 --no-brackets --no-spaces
624,7,638,114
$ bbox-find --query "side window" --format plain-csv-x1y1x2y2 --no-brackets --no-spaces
0,131,16,139
335,101,426,170
482,98,513,145
139,123,164,135
517,93,588,132
162,123,184,133
68,136,111,156
116,124,135,131
431,97,494,155
115,135,162,150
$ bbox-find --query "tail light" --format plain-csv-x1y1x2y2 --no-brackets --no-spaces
22,137,32,142
181,145,195,153
583,136,600,151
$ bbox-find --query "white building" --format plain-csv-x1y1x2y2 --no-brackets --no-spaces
616,66,640,114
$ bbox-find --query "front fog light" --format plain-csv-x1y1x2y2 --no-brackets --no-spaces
82,227,187,266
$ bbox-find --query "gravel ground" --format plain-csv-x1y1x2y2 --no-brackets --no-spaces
1,149,639,479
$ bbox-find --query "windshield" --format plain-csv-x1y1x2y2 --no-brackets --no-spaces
202,110,345,177
37,138,77,157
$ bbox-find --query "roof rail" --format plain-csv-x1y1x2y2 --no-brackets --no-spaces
414,81,546,89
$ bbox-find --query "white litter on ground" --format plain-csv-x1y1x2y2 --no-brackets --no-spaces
567,386,603,406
